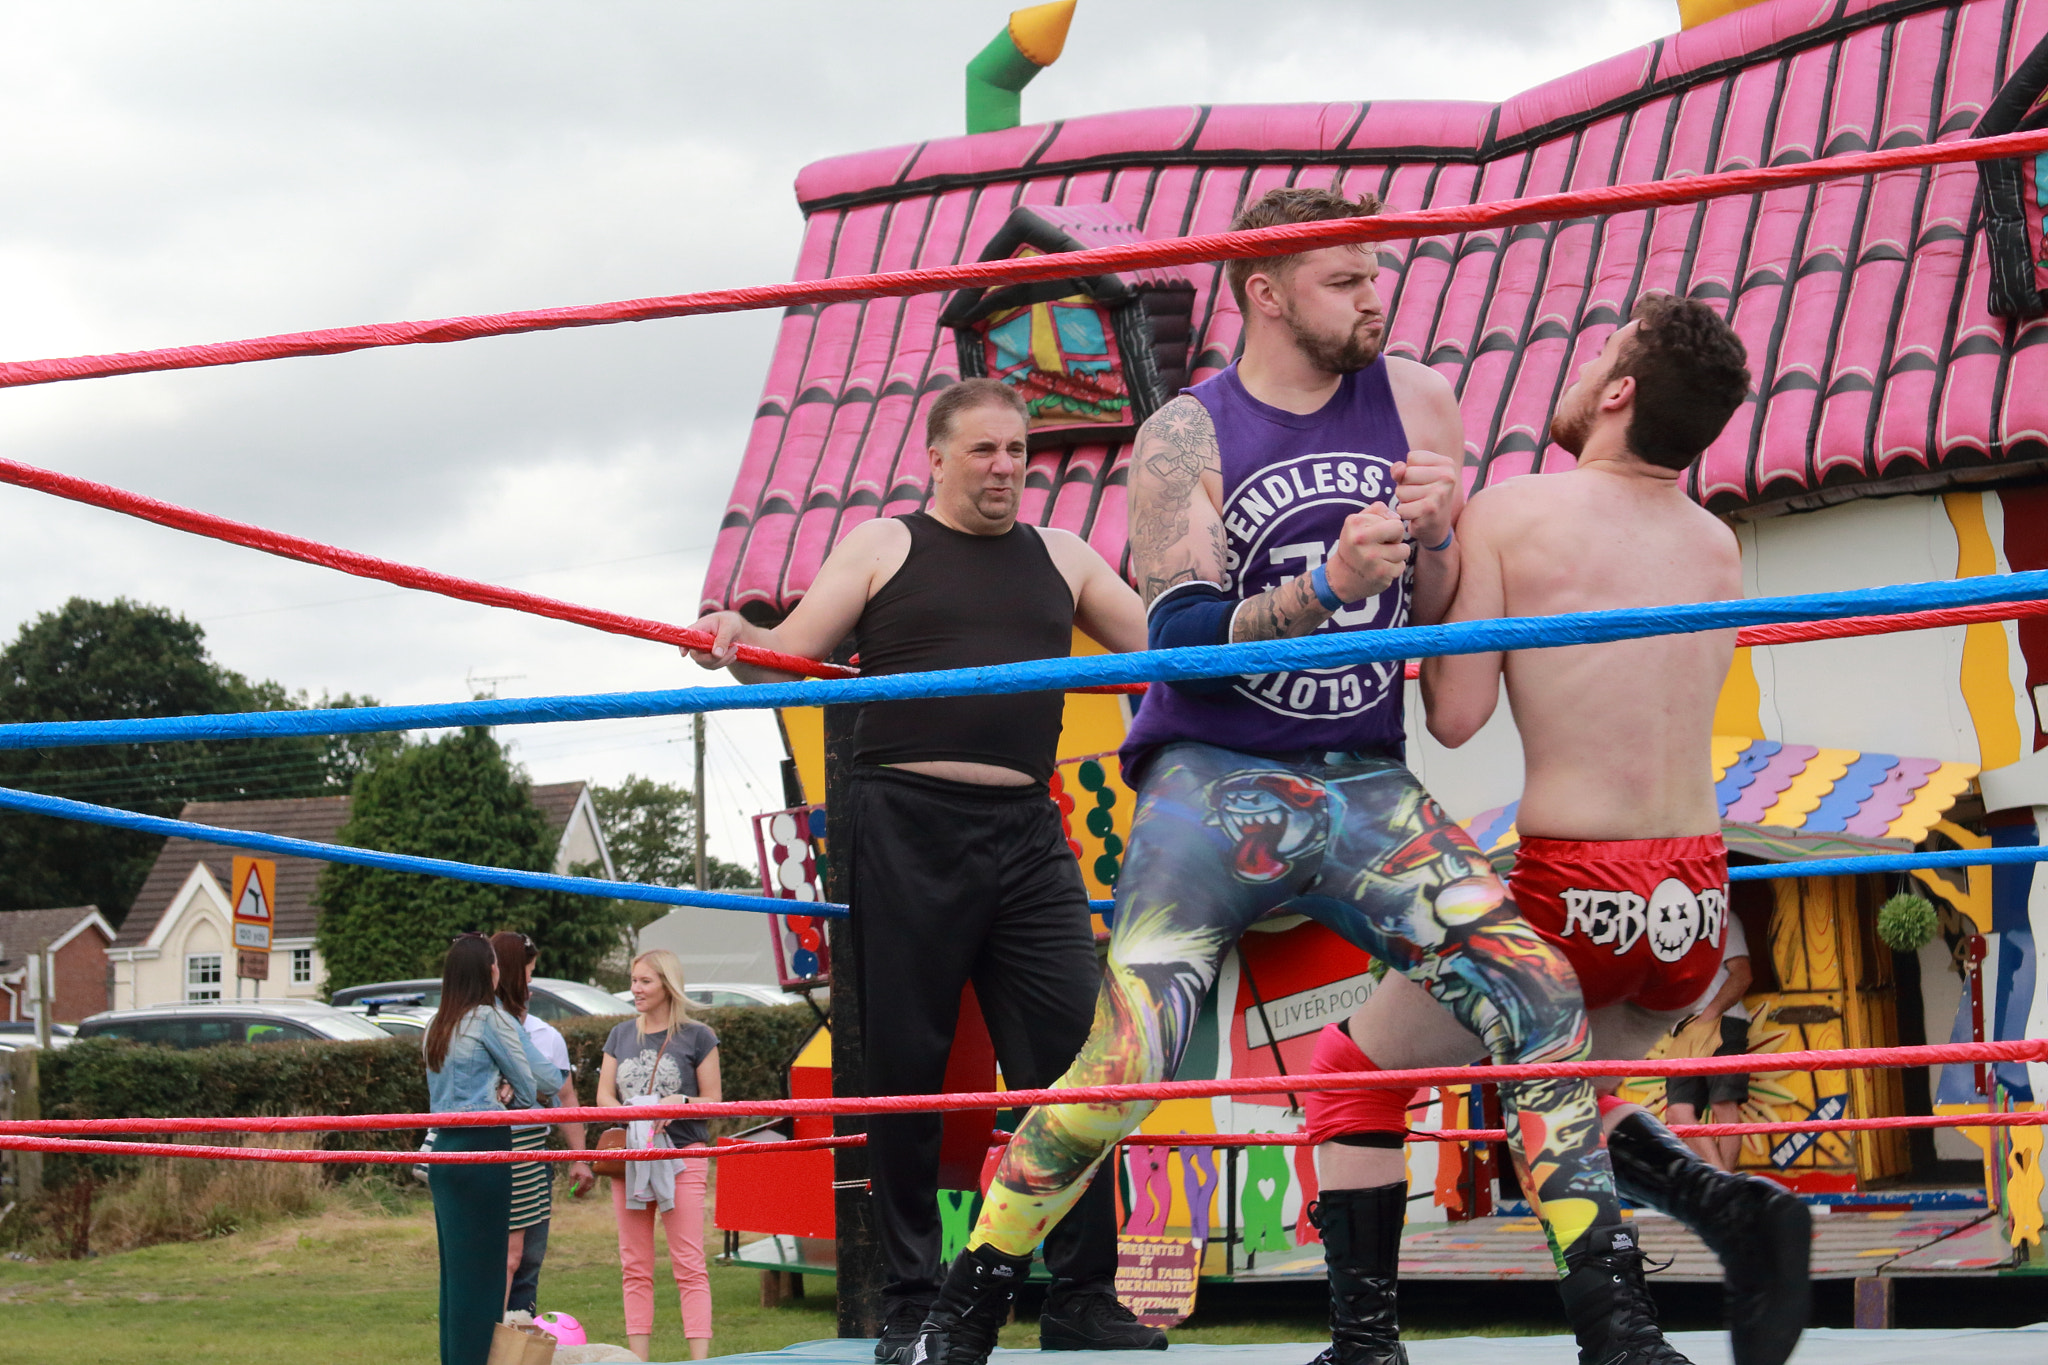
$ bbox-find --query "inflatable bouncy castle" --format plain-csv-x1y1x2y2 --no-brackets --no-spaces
707,0,2048,1286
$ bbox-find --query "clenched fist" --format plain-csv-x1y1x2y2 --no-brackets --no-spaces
1325,502,1411,603
1392,447,1463,550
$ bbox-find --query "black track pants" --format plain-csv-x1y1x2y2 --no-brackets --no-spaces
849,765,1118,1301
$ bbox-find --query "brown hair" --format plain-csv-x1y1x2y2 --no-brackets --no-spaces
1225,186,1384,312
423,934,497,1073
1610,294,1752,470
925,377,1028,448
490,931,535,1020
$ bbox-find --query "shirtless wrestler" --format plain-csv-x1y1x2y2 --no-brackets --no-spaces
1303,295,1811,1365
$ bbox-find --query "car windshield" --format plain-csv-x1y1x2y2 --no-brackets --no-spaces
536,979,634,1016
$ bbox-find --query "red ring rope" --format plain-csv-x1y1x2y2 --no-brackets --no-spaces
0,454,848,678
1,450,2039,700
3,129,2046,392
4,1039,2037,1139
3,1111,2038,1165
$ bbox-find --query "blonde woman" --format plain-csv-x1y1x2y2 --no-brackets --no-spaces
598,949,720,1362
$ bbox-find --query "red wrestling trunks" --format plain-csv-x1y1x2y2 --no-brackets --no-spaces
1511,833,1730,1013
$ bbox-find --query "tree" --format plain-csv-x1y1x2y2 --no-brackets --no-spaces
590,774,756,895
314,728,628,989
0,598,375,921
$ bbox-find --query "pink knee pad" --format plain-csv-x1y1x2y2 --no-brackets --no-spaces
1302,1022,1421,1145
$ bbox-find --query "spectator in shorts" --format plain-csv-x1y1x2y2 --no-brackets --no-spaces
598,948,720,1362
1665,914,1756,1171
491,931,596,1314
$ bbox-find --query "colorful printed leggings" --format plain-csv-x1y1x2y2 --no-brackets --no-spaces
967,743,1618,1270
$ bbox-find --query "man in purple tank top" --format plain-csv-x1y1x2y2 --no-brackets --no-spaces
915,190,1691,1365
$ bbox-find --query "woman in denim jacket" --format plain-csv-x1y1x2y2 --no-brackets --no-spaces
423,933,564,1365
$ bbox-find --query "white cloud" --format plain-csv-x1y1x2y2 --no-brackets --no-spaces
0,0,1676,863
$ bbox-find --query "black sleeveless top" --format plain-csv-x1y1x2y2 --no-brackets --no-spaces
850,511,1075,783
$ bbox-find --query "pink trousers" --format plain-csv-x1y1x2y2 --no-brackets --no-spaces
611,1160,712,1339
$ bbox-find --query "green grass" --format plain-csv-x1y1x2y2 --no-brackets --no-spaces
0,1180,1557,1363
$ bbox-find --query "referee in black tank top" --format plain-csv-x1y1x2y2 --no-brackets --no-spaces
688,379,1158,1359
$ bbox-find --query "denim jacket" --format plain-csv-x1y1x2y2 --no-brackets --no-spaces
424,1004,565,1114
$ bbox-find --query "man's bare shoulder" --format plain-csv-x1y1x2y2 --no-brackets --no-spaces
1135,394,1218,464
832,514,910,556
1383,354,1455,401
1460,474,1554,528
1037,524,1112,569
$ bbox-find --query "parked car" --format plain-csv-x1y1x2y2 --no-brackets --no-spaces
339,999,434,1038
75,1000,392,1049
331,976,627,1021
609,981,811,1010
0,1021,77,1049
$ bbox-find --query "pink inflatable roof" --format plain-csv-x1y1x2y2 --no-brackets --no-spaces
704,0,2048,618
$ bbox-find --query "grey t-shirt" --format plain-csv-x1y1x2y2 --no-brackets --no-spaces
605,1019,718,1147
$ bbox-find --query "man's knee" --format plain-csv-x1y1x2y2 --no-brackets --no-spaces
1301,1023,1420,1145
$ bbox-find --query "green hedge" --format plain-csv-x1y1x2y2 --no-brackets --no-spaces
39,1003,822,1167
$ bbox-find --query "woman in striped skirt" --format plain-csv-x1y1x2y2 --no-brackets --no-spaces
492,932,596,1314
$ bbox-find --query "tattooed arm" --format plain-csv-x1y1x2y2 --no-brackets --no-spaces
1127,395,1410,643
1128,395,1230,604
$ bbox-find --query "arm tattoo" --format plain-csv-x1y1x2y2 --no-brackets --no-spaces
1129,396,1223,604
1230,573,1332,643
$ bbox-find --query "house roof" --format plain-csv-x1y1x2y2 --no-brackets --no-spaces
112,782,593,950
0,906,110,970
1461,734,1979,859
703,0,2048,618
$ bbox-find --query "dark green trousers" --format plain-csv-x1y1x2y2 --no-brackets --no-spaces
429,1125,512,1365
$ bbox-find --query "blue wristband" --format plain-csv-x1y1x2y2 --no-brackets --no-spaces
1424,527,1455,553
1309,563,1344,612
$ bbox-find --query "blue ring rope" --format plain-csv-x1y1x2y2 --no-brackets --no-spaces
0,568,2041,749
3,780,2034,920
0,785,839,918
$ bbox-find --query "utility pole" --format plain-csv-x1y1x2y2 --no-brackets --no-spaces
34,940,52,1050
693,713,708,890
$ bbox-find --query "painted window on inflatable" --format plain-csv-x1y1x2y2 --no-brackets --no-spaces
979,294,1132,432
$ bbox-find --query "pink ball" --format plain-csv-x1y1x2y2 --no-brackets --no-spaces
534,1311,586,1346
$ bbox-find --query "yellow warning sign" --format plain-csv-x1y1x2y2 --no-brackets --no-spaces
230,856,277,956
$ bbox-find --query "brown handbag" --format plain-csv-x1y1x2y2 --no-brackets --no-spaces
594,1027,679,1179
592,1127,629,1180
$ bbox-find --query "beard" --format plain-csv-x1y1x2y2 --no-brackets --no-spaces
1281,304,1384,375
1549,392,1593,456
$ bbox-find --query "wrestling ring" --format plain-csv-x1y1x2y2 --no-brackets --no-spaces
2,118,2046,1361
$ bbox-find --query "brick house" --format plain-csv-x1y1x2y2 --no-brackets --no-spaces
0,905,116,1025
106,783,611,1008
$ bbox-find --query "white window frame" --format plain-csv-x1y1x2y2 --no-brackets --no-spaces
185,952,223,1003
290,948,313,986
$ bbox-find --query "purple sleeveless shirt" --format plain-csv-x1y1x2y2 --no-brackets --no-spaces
1121,359,1412,774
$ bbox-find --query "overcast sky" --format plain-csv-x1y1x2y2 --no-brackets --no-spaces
0,0,1673,866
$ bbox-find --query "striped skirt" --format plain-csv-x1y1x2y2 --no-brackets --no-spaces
508,1125,552,1232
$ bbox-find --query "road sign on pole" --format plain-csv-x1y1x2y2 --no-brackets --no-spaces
231,856,276,975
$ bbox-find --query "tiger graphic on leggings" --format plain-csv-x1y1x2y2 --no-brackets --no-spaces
966,742,1617,1270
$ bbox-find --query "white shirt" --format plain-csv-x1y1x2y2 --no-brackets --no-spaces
1689,913,1751,1021
521,1012,572,1085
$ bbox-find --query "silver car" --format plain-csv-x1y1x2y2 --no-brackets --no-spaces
74,999,392,1049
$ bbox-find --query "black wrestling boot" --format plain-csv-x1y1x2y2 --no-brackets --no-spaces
1559,1223,1694,1365
876,1292,936,1364
1607,1112,1810,1365
1039,1288,1167,1350
1301,1184,1409,1365
908,1244,1032,1365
